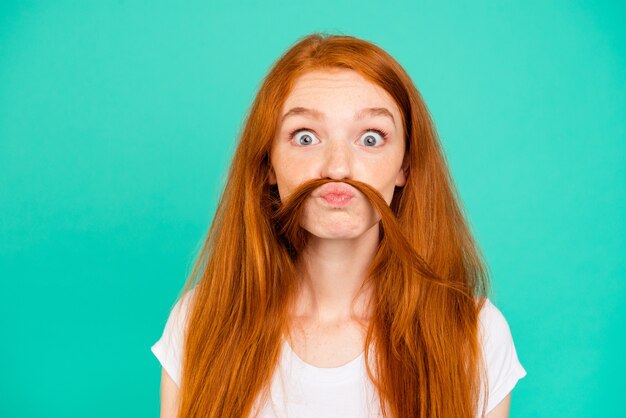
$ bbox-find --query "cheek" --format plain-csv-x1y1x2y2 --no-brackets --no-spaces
363,168,402,204
274,165,303,199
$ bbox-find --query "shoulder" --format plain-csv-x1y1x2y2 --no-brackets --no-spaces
150,287,198,387
476,297,523,365
476,297,527,415
477,298,512,346
159,287,198,337
170,287,198,323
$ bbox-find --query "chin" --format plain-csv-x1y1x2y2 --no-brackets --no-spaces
307,230,363,240
302,219,379,241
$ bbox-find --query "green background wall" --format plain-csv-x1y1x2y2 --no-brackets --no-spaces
1,1,624,416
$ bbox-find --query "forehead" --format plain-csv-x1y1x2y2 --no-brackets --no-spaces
281,69,402,121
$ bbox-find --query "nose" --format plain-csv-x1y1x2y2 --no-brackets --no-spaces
320,139,352,180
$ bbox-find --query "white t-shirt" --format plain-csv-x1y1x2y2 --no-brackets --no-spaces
151,291,526,417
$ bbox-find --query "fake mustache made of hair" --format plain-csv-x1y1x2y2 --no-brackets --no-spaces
270,178,445,288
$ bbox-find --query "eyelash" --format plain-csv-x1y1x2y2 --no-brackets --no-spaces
287,127,390,142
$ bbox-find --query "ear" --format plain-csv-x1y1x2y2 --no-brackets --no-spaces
394,154,409,187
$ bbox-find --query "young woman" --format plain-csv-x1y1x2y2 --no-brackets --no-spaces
151,33,526,418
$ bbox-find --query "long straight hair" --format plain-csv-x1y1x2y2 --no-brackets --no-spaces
175,33,490,418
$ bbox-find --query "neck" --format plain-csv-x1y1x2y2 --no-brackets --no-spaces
292,223,379,322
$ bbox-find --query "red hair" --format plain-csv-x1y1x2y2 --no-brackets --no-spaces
175,33,490,418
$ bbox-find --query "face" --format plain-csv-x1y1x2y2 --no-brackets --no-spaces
269,69,407,240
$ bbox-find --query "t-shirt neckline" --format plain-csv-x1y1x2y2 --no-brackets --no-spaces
280,337,366,384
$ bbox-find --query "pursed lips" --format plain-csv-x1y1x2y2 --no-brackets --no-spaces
316,182,356,206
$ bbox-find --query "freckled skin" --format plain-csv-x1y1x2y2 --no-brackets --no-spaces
269,69,407,240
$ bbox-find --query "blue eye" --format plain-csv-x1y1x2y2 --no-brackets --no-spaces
290,129,320,146
359,129,388,147
288,128,388,147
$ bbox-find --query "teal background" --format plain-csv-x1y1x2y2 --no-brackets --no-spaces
1,0,624,416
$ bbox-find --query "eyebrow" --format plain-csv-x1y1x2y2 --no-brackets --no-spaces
280,107,396,125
